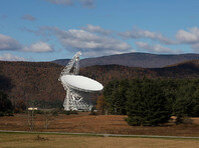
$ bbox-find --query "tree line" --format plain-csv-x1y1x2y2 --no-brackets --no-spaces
98,78,199,126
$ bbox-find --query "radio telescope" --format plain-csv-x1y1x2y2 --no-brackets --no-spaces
59,52,103,111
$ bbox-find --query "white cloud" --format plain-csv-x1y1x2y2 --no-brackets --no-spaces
21,14,36,21
23,41,53,52
0,33,53,53
0,53,26,61
0,34,21,51
191,43,199,52
44,0,73,5
26,25,199,55
81,24,112,35
175,27,199,52
42,27,133,56
44,0,94,7
135,41,182,54
119,28,175,44
119,27,199,53
119,27,199,47
79,0,94,8
176,27,199,44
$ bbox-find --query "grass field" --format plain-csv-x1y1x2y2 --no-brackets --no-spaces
0,132,199,148
0,112,199,137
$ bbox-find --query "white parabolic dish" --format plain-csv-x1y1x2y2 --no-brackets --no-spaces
61,75,103,92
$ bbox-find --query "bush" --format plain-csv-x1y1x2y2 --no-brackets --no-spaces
126,80,171,126
69,110,78,114
61,110,70,115
89,107,97,115
52,110,58,116
34,110,44,114
0,91,13,116
60,110,79,115
0,111,14,116
0,112,5,117
182,117,193,124
14,99,27,113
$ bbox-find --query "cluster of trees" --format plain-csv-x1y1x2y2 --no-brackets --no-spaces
27,100,63,109
0,90,29,116
0,91,63,117
99,78,199,126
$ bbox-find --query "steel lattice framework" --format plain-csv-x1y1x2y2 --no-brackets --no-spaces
59,52,93,111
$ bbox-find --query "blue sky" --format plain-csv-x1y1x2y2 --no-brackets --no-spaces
1,0,199,61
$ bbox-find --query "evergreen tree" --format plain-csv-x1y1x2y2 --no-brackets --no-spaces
0,91,13,114
126,79,171,126
103,79,129,115
174,80,199,123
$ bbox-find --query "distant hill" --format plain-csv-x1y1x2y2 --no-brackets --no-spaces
152,59,199,78
52,52,199,68
80,59,199,83
52,59,70,66
1,59,199,108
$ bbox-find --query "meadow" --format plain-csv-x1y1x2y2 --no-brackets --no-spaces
0,132,199,148
0,112,199,137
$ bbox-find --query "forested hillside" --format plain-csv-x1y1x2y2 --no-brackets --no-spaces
1,59,199,108
0,61,64,108
80,60,199,84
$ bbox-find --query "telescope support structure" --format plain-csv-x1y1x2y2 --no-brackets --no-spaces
59,52,92,111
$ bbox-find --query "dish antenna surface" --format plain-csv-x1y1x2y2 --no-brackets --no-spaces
59,52,103,111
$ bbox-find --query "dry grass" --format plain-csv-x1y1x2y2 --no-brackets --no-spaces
0,133,199,148
0,112,199,137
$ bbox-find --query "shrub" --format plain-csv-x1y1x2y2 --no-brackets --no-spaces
52,110,58,116
0,112,5,117
89,107,97,115
69,110,78,114
61,110,70,115
0,91,13,116
34,110,44,114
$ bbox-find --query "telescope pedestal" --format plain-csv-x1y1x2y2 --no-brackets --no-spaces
63,87,93,111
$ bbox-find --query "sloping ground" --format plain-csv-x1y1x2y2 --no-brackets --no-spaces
0,113,199,137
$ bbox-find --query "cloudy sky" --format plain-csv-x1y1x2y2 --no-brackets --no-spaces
1,0,199,61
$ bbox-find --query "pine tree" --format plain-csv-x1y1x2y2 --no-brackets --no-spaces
103,80,129,115
126,79,170,126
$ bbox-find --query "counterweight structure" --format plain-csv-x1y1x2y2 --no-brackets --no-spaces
59,52,93,111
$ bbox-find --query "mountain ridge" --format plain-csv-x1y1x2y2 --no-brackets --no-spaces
52,52,199,68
